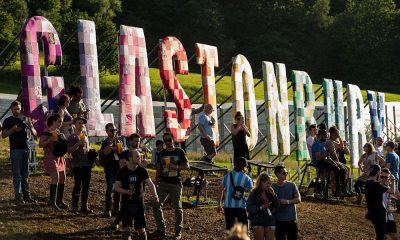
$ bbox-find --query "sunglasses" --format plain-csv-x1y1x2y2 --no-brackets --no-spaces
108,129,117,132
281,171,288,176
163,138,172,143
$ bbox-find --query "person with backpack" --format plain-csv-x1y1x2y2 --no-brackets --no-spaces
220,157,253,230
67,117,93,214
39,114,69,210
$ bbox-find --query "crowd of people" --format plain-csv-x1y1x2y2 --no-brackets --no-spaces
307,123,400,240
2,86,400,240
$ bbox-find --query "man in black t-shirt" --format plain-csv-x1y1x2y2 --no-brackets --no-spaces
2,101,37,204
151,132,190,240
365,164,390,240
115,149,158,240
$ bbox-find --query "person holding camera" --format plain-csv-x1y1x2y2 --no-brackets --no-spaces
220,157,253,231
39,114,68,210
198,104,217,163
67,117,93,214
231,112,250,166
2,100,37,204
115,149,159,240
246,172,279,240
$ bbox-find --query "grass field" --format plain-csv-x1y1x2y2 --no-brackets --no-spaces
2,60,400,103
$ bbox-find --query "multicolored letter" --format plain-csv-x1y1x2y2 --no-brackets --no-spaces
231,54,258,150
347,84,367,167
262,61,290,155
20,16,63,134
118,25,155,137
158,36,191,142
334,80,345,138
195,43,219,146
292,71,316,161
78,20,114,136
367,90,385,140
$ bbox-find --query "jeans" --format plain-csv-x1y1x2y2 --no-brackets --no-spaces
372,219,386,240
72,166,92,199
275,220,298,240
10,149,30,199
104,163,120,212
152,181,183,233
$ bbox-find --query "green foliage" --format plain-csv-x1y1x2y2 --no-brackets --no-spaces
1,0,400,96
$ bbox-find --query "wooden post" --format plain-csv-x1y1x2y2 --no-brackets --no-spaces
192,112,197,153
219,108,225,152
386,105,389,140
344,106,349,141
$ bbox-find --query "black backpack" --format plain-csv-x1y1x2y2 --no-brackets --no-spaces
230,172,246,200
53,134,68,157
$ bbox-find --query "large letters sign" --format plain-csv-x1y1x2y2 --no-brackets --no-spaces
263,61,290,155
323,79,335,128
292,71,316,161
195,43,219,146
334,80,345,138
347,84,367,167
158,36,191,142
231,54,258,150
42,76,65,112
367,90,385,140
118,25,155,137
20,16,63,134
77,20,114,136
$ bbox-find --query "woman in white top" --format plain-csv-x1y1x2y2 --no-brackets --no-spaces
354,143,385,205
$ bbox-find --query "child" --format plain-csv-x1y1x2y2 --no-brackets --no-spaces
115,149,159,240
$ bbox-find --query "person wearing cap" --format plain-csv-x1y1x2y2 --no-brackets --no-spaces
67,117,93,214
365,164,390,240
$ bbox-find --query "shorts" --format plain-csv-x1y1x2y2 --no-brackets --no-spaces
200,138,216,156
252,225,276,230
121,202,146,229
386,220,397,234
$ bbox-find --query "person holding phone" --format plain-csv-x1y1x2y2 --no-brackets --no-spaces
100,123,123,217
247,172,279,240
198,104,217,163
2,101,37,204
231,112,250,166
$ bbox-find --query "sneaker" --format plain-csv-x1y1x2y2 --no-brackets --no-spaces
150,230,166,238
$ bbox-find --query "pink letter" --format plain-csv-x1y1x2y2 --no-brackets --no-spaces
118,25,155,137
20,16,63,134
158,37,191,142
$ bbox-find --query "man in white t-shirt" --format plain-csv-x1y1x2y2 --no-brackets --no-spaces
306,124,317,157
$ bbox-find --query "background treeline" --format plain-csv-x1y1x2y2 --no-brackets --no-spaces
1,0,400,93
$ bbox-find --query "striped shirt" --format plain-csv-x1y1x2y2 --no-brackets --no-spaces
221,170,253,209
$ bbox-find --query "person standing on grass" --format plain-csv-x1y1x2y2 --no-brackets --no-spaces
198,104,217,163
247,172,279,240
272,165,301,240
151,132,190,240
39,114,69,210
2,100,37,204
115,149,159,240
385,141,399,182
220,157,253,231
151,140,164,166
365,164,390,240
67,117,93,214
100,123,123,217
231,112,250,166
375,137,384,158
56,94,74,138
